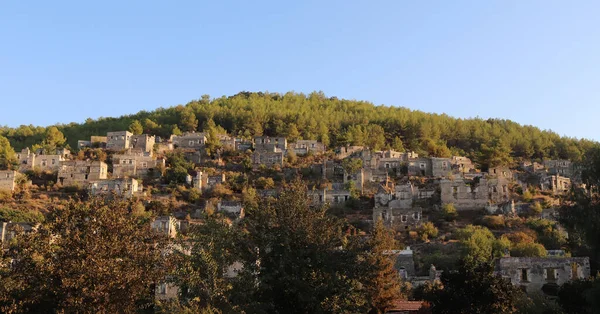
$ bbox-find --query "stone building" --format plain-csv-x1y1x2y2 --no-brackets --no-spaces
541,175,571,194
217,201,244,218
407,158,432,177
89,178,142,198
151,216,180,238
289,140,326,155
372,182,427,229
171,132,207,150
496,257,590,295
543,160,573,177
16,148,68,172
451,156,475,175
440,177,510,210
252,151,284,167
335,146,365,159
0,170,17,192
112,150,164,178
78,136,108,150
58,160,108,186
191,171,226,191
308,187,352,205
253,136,287,152
488,166,513,179
106,131,133,151
387,247,417,279
130,134,155,153
431,157,452,178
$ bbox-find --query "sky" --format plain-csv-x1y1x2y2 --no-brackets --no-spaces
0,1,598,140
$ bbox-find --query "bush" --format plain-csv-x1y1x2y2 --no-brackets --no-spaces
528,202,543,217
481,215,505,230
0,207,45,223
418,222,439,242
0,190,12,202
442,203,458,221
522,190,533,202
510,242,547,257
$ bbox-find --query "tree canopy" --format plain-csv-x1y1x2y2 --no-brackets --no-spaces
1,92,595,164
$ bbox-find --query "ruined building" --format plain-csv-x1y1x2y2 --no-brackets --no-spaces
496,257,590,295
440,177,510,210
0,170,17,192
112,150,164,178
58,160,108,186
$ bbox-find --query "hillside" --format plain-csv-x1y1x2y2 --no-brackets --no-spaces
1,92,595,163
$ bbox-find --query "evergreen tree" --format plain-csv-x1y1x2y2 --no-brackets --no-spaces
128,119,143,135
362,219,403,313
0,198,170,313
0,135,17,170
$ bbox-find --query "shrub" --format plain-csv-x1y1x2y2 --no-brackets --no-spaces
522,190,533,202
510,242,547,257
442,203,458,221
0,190,12,202
481,215,505,230
418,222,439,242
0,207,45,223
528,202,543,217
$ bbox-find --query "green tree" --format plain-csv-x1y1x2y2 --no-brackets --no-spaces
128,119,143,135
441,203,458,221
170,216,239,312
231,181,365,313
287,124,301,143
0,135,17,170
391,136,404,152
478,138,513,170
179,108,198,132
342,158,363,176
420,261,525,314
39,126,66,153
204,119,222,157
361,219,404,313
0,198,170,313
456,225,506,264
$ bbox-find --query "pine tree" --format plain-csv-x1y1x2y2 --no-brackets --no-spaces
363,219,403,313
0,135,17,170
128,120,143,135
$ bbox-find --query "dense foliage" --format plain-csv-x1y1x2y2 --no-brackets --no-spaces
1,92,595,164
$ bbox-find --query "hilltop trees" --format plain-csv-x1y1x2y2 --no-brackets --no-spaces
128,119,144,135
1,92,593,162
0,135,17,170
0,198,170,313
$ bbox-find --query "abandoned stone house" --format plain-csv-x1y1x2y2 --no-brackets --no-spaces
541,175,571,194
451,156,475,175
130,134,156,153
171,132,207,150
431,157,452,178
388,247,417,280
251,150,284,167
253,136,287,152
0,170,17,192
440,177,510,210
106,131,133,150
543,159,573,177
372,182,427,229
151,216,180,238
308,187,352,205
488,166,513,179
77,136,108,150
190,171,226,191
16,148,68,172
58,160,108,186
407,157,432,177
112,150,164,178
288,140,325,155
521,161,545,173
217,200,244,218
496,257,590,295
89,178,142,198
335,145,365,159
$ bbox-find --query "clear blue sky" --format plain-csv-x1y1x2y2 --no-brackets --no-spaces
1,1,598,140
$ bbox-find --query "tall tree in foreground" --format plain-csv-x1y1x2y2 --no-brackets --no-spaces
129,119,144,135
361,219,404,314
418,261,524,314
0,198,170,313
232,181,365,313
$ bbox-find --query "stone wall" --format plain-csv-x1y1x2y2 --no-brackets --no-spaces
0,171,17,192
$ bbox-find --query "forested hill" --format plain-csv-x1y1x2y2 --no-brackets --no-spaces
1,91,596,162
